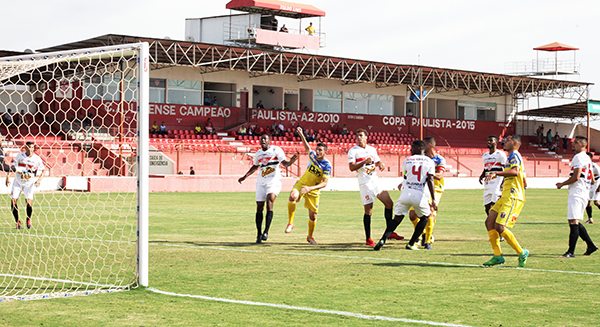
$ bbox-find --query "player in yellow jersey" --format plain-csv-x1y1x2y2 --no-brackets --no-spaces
286,127,331,244
483,135,529,267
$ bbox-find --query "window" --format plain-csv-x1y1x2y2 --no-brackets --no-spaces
458,101,496,121
167,80,201,105
314,90,342,113
204,82,236,107
84,73,136,101
342,92,393,115
150,78,166,103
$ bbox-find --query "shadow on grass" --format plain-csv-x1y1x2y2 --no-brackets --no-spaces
372,262,481,269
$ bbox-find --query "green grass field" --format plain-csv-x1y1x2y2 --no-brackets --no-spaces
1,189,599,326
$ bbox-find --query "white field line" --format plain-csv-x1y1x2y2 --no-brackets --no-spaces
147,287,473,327
0,288,128,302
155,242,600,277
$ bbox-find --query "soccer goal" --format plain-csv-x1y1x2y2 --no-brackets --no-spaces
0,43,149,301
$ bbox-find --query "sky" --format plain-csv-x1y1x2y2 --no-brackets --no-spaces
2,0,599,100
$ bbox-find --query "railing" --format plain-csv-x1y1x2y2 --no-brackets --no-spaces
505,58,580,76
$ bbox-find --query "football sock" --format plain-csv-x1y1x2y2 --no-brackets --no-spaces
500,229,523,254
264,210,273,234
26,204,32,220
384,207,393,228
568,224,579,254
586,204,593,219
578,223,595,248
409,216,428,245
255,211,263,236
11,202,19,222
383,215,404,239
308,218,316,238
287,201,296,225
488,230,502,256
424,215,436,243
363,214,371,240
410,217,419,229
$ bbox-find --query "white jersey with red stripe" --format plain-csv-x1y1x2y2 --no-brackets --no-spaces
400,154,435,201
13,152,44,186
253,146,286,186
348,144,381,185
568,151,593,200
482,149,507,201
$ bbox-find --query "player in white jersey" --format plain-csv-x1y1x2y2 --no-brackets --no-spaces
556,136,597,257
5,142,45,229
239,134,298,243
348,128,401,247
584,151,600,224
479,136,508,215
374,140,436,251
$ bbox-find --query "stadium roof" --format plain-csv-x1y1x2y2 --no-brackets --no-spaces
34,34,592,99
226,0,325,18
517,100,600,120
534,42,579,52
0,50,27,58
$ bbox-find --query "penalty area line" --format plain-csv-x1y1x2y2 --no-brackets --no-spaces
147,287,472,327
154,242,600,277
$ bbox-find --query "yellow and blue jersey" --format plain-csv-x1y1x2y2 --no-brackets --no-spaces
431,154,446,193
298,150,331,190
501,150,525,201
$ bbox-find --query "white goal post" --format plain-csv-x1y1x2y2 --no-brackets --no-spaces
0,43,149,301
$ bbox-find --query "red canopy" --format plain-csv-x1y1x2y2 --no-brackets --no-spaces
226,0,325,18
533,42,579,52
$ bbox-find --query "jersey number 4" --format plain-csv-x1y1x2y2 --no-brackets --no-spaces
412,165,422,180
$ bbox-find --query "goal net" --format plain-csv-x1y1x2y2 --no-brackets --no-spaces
0,43,149,301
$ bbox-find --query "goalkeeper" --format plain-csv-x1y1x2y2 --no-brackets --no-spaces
5,142,45,229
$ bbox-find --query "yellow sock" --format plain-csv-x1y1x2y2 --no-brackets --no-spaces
501,229,523,254
488,230,502,256
410,217,419,228
308,219,316,238
287,201,296,225
425,216,436,243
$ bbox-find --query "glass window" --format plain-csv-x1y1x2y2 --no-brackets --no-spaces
167,80,201,105
367,94,393,116
150,78,166,103
458,101,496,121
343,92,393,115
83,73,136,101
314,89,341,113
204,82,236,107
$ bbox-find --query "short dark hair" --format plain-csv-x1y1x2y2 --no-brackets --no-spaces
411,140,425,155
510,135,521,143
587,152,594,159
355,128,368,136
575,135,588,142
316,142,328,151
423,136,436,145
488,135,498,140
25,141,34,146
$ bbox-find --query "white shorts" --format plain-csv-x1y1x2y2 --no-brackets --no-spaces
11,181,36,200
483,192,501,206
359,180,383,205
394,191,431,218
567,196,587,220
256,180,282,202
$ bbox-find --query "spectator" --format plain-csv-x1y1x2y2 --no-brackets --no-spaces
305,22,315,36
536,124,544,145
302,105,310,112
256,100,265,109
306,129,316,142
279,24,289,33
194,122,203,135
237,124,247,136
190,166,195,175
546,129,553,147
2,108,13,125
205,118,215,134
283,102,289,110
270,17,278,31
247,124,255,136
13,110,22,126
277,121,285,135
563,135,569,151
177,171,183,175
211,96,218,106
150,120,159,134
159,121,167,135
341,124,349,135
271,122,280,136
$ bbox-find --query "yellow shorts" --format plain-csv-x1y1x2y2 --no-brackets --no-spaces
293,181,320,213
491,197,524,228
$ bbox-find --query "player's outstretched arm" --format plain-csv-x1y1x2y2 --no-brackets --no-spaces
282,153,299,168
296,127,311,154
426,174,437,211
239,165,259,183
556,167,580,189
300,176,329,195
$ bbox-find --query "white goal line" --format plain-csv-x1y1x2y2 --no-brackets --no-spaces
148,287,473,327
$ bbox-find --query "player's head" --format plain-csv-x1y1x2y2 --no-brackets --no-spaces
503,135,521,151
423,136,436,155
259,134,271,150
24,141,35,155
315,142,328,159
487,136,498,150
355,128,368,147
573,136,588,152
411,140,426,155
